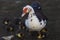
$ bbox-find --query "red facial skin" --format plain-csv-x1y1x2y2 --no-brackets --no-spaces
23,8,28,14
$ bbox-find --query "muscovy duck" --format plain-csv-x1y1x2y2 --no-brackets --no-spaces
21,2,47,31
21,2,48,38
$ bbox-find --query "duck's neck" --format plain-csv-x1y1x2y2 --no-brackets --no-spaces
28,9,35,18
30,9,35,14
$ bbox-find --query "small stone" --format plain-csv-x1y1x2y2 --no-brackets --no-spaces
41,28,47,32
10,27,13,31
17,33,21,38
4,21,8,25
7,26,14,32
21,25,26,30
37,34,42,39
22,26,25,29
19,22,21,25
3,18,10,25
2,35,14,40
42,35,45,38
16,33,24,38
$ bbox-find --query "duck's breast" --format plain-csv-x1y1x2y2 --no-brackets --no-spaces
25,15,46,31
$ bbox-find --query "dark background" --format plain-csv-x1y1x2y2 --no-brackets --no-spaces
0,0,60,40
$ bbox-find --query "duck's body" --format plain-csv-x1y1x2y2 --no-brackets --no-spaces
25,12,47,31
21,2,47,31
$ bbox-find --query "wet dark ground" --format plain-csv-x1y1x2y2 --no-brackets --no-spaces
0,0,60,40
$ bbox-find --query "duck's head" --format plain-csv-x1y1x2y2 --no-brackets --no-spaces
21,2,41,17
21,5,34,17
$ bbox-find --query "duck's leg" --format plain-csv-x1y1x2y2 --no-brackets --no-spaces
37,28,48,39
37,32,46,39
40,28,48,38
37,31,42,39
41,28,47,33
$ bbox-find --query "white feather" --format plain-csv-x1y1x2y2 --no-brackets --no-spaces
2,35,14,40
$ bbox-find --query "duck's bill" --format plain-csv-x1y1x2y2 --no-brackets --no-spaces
21,13,25,17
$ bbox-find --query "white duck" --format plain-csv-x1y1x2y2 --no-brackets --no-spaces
21,6,47,31
21,2,48,38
